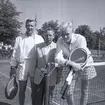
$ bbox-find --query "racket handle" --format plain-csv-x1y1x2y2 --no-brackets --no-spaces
60,81,70,99
60,81,68,95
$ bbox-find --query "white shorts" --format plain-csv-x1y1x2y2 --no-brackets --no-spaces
17,64,29,81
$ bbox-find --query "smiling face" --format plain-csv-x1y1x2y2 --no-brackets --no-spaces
25,20,35,36
60,22,73,44
44,30,54,45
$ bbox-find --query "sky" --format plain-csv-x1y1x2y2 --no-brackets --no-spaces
10,0,105,32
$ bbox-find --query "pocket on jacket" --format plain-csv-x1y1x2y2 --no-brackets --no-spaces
34,68,44,84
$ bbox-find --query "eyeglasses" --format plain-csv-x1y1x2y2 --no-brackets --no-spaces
62,33,70,38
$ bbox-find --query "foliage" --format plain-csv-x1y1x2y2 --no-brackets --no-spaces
0,0,22,46
92,31,100,50
99,28,105,50
101,27,105,36
39,21,105,50
75,25,105,50
38,20,60,42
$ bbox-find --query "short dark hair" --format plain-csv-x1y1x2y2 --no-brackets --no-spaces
47,28,54,32
42,28,55,40
25,19,35,26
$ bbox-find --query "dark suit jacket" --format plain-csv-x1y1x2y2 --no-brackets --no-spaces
34,42,61,86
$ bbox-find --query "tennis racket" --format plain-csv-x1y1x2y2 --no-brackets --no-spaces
60,48,105,99
60,48,88,99
5,74,19,100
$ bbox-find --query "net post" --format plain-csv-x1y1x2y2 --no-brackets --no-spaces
44,63,50,105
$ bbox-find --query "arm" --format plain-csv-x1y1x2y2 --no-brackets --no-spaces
78,36,91,55
79,36,87,48
77,36,93,69
10,37,19,77
79,36,92,59
55,39,67,66
10,37,19,67
55,38,81,70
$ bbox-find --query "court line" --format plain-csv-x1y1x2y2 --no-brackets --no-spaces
0,72,104,105
52,100,60,105
0,71,104,100
0,71,9,78
0,71,31,90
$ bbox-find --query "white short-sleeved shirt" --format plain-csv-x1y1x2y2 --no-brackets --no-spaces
10,32,44,79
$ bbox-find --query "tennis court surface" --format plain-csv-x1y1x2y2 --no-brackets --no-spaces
0,60,105,105
0,61,31,105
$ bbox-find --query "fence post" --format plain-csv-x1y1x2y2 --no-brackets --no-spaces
44,63,50,105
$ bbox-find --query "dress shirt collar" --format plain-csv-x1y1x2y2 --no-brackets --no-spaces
25,31,37,38
46,41,55,47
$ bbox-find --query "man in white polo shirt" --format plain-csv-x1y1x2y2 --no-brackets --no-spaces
10,19,44,105
55,21,97,105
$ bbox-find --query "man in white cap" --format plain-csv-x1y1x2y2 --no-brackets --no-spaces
10,18,44,105
55,21,97,105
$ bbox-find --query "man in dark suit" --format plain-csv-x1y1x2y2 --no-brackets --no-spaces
33,29,61,105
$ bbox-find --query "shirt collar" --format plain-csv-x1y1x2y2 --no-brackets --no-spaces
46,41,55,47
25,31,36,38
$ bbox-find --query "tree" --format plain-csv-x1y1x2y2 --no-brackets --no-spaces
75,25,105,50
101,27,105,36
92,31,100,50
38,20,60,42
0,0,22,46
99,28,105,50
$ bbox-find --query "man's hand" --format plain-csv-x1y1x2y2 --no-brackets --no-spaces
40,68,47,76
71,62,81,71
10,66,17,78
66,60,81,71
